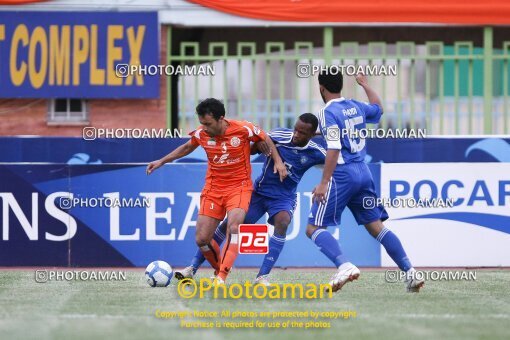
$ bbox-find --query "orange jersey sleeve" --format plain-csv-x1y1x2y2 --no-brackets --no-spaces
239,120,267,143
188,128,203,146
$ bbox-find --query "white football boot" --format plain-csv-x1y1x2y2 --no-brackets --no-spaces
254,275,272,286
405,268,425,293
174,266,195,281
327,262,360,292
212,276,225,287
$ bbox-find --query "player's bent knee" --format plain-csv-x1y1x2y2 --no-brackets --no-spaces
306,224,319,238
195,235,210,247
364,220,384,238
274,224,289,236
227,224,239,234
274,225,288,235
273,212,291,235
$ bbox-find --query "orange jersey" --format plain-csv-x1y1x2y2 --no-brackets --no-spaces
189,119,267,191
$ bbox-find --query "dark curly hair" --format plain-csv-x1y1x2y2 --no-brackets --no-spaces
195,98,225,121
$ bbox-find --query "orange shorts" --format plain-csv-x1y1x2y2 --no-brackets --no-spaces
199,186,253,220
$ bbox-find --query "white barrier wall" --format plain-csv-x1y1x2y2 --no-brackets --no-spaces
380,163,510,266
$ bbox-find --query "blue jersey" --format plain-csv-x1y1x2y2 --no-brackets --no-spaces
318,97,382,164
254,128,326,199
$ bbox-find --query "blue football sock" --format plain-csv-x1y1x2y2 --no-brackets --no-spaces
310,228,348,267
190,225,227,275
190,249,205,275
376,227,412,272
257,231,286,277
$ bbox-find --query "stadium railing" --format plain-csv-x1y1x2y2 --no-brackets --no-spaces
167,27,509,135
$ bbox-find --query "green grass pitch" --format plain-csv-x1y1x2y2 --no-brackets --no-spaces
0,269,509,339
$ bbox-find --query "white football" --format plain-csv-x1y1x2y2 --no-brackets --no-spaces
145,260,173,287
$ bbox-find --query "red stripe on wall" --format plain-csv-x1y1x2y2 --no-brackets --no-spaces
187,0,510,25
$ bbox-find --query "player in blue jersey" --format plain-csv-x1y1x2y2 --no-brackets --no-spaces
307,67,424,293
175,113,326,285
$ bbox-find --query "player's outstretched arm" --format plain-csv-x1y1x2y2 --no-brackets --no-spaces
251,141,272,156
355,73,384,114
250,142,261,155
264,135,287,182
312,149,339,203
146,140,198,175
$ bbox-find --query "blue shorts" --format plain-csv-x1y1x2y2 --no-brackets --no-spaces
308,162,389,227
245,191,297,225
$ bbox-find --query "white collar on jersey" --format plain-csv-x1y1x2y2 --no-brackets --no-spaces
277,137,324,151
323,97,346,109
270,131,310,150
278,140,311,150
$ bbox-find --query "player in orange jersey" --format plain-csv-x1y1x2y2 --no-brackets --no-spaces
146,98,287,283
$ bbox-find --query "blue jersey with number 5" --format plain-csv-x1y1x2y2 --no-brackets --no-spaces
318,97,382,164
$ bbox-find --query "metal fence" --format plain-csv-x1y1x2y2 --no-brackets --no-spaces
167,27,510,135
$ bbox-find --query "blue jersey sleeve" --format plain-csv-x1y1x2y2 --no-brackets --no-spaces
314,147,326,165
309,138,327,165
319,108,342,150
353,100,383,124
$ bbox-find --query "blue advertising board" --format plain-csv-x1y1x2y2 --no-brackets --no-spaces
0,137,509,163
0,12,159,98
2,137,509,267
0,163,380,267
